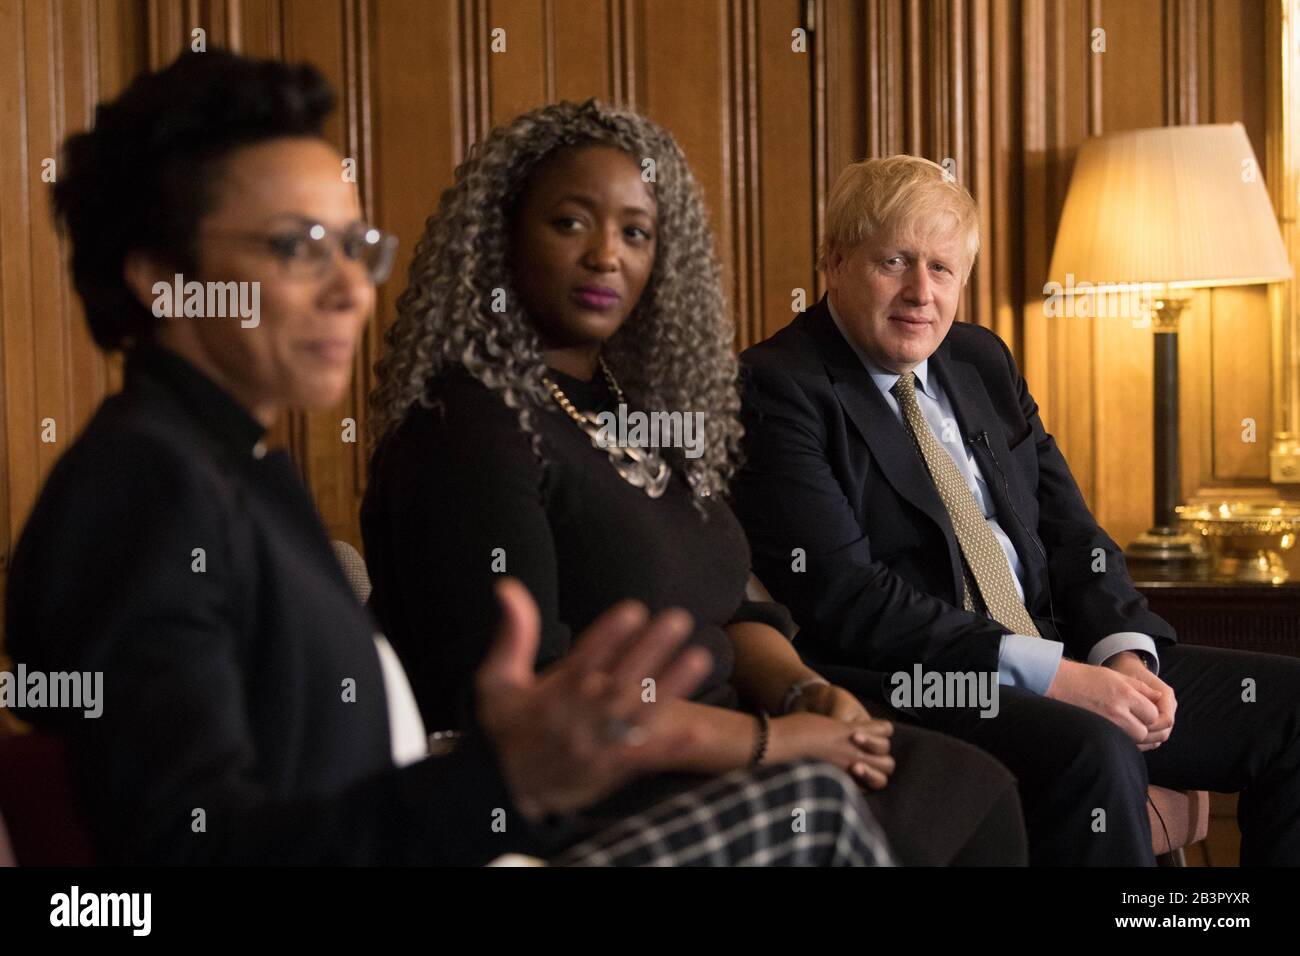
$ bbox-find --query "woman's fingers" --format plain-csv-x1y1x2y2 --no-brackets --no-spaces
646,646,713,710
478,578,543,697
606,608,695,695
868,718,894,736
603,645,714,748
562,599,651,678
849,759,892,790
842,724,895,788
850,729,892,755
826,688,870,722
849,719,893,740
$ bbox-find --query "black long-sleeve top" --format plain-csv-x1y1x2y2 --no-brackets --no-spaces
5,345,545,865
362,367,791,733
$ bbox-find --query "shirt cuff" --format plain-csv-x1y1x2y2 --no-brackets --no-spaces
997,634,1064,695
1087,633,1160,674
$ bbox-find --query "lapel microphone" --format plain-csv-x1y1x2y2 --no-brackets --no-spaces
965,426,1061,637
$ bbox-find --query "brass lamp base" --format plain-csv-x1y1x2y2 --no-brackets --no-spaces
1125,294,1207,581
1126,526,1211,579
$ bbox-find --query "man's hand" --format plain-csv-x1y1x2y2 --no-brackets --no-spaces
1103,650,1176,751
476,578,713,821
1045,658,1164,748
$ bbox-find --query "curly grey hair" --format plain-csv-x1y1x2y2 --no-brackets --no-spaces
369,98,742,501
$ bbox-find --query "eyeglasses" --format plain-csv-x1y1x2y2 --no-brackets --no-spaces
199,221,399,283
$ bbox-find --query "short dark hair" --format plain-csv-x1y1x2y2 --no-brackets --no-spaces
53,49,336,351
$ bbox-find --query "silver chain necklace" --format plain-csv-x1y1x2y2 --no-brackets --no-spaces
542,359,671,499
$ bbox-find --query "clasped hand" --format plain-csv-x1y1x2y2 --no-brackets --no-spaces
1047,651,1177,751
779,681,896,789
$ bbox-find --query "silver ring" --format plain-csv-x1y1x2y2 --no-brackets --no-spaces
600,716,649,747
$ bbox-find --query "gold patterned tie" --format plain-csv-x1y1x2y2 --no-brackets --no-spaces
891,372,1040,637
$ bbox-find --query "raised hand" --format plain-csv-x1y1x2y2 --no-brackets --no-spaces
476,578,713,820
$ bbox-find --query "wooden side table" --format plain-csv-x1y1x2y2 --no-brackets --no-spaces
1134,580,1300,657
1134,578,1300,866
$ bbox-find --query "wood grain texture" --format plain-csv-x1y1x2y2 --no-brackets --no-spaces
1,0,148,654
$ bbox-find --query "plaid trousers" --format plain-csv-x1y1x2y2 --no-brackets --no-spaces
552,759,894,867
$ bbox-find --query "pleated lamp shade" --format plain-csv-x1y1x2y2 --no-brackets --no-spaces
1048,122,1292,291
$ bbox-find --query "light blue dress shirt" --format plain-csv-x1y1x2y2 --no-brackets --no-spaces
826,298,1159,693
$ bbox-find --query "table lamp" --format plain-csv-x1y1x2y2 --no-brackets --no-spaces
1047,122,1293,574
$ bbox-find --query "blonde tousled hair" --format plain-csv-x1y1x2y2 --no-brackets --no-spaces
819,155,980,278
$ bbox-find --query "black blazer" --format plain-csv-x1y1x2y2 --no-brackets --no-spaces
732,297,1175,679
5,345,542,865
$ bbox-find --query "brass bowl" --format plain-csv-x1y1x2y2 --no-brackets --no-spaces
1177,501,1300,584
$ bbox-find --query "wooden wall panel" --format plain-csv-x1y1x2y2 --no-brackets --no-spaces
638,0,734,317
1,0,148,658
59,1,111,435
1,1,41,576
362,0,458,536
368,0,459,341
231,0,284,58
1050,1,1099,517
487,0,550,122
27,0,72,492
822,0,865,225
754,1,815,343
551,0,613,102
1096,0,1165,536
1212,286,1275,478
280,0,365,543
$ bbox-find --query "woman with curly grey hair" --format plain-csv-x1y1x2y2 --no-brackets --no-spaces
363,99,1027,864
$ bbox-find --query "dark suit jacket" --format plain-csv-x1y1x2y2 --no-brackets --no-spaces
732,297,1175,679
5,345,542,865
